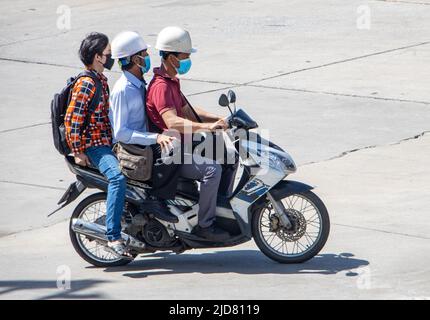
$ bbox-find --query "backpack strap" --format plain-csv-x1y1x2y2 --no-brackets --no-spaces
79,70,103,133
67,70,103,134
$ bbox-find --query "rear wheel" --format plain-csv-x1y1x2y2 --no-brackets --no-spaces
69,192,135,268
252,190,330,264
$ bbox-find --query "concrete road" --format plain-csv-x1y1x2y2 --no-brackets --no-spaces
0,0,429,299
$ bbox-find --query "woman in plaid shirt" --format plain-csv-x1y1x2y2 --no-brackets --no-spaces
64,32,132,259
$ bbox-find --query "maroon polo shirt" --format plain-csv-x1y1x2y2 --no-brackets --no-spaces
146,66,187,131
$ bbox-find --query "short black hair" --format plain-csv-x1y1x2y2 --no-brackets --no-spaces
121,60,133,71
119,50,145,71
119,57,133,71
160,50,179,60
78,32,109,66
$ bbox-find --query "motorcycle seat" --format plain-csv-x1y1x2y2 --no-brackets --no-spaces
66,156,228,203
66,155,153,188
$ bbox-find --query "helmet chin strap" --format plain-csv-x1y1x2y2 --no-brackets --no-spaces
162,56,178,77
134,63,144,78
126,56,144,79
171,55,181,69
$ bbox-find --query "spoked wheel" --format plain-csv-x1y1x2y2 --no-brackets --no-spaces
252,190,330,263
69,192,135,267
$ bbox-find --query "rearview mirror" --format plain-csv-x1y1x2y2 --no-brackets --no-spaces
218,94,230,107
228,90,236,104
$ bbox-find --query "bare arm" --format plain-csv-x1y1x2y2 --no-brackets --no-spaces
161,109,226,134
161,109,210,133
187,105,222,122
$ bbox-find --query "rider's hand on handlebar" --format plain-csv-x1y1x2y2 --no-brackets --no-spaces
75,153,91,167
209,118,229,131
218,117,229,130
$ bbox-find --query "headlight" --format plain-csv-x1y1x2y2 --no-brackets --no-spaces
268,152,296,173
280,154,297,173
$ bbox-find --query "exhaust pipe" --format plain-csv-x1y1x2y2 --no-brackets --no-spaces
71,218,146,250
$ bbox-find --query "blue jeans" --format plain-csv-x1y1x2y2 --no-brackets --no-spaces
85,146,126,242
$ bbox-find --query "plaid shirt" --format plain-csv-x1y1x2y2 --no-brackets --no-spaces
64,69,112,155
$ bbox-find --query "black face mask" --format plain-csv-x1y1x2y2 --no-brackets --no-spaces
103,54,114,70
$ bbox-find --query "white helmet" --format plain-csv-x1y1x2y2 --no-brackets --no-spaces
111,31,149,59
155,26,197,54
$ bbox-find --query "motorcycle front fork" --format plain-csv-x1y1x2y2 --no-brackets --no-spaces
266,192,292,229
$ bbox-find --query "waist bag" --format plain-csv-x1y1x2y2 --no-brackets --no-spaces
113,142,153,181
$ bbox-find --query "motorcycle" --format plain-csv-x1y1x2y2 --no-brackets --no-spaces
50,90,330,267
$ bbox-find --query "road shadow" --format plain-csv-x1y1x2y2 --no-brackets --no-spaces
0,279,109,299
102,251,369,279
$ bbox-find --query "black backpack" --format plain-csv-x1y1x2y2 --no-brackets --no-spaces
50,70,102,155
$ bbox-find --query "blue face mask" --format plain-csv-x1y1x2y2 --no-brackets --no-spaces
137,55,151,74
175,58,192,75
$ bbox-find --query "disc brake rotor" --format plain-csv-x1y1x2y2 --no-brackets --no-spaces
269,209,307,242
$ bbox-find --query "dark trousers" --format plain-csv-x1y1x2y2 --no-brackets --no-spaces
149,144,180,200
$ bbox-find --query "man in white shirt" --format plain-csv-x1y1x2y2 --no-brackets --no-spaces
109,31,178,223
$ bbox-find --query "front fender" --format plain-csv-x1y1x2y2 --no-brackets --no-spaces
269,180,314,201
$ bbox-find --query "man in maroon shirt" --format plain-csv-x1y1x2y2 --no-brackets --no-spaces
146,26,230,241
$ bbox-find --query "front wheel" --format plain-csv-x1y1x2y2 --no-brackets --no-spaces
252,190,330,264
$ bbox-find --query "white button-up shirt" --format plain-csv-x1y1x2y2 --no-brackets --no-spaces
109,71,158,145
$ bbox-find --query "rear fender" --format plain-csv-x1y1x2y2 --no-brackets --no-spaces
47,180,86,217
